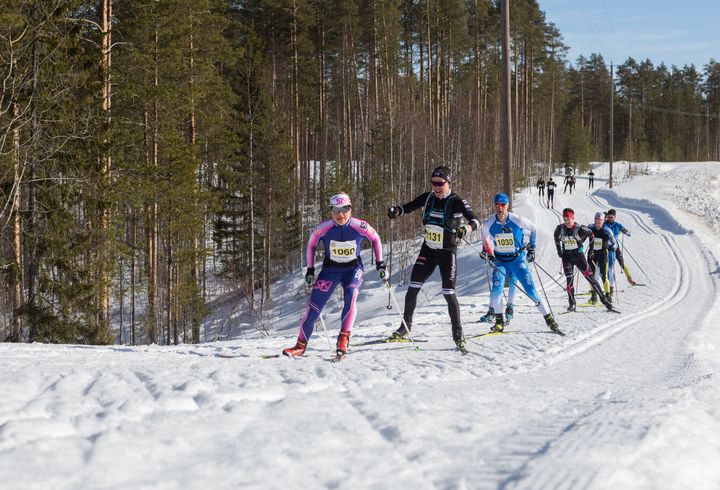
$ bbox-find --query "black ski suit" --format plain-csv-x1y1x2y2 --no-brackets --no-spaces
553,223,613,310
393,191,480,341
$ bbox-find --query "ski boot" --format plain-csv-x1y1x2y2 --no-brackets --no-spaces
505,304,514,321
453,328,468,353
479,308,495,323
491,314,505,333
336,331,350,356
282,340,307,357
589,291,598,305
544,313,560,332
567,300,576,312
389,322,411,341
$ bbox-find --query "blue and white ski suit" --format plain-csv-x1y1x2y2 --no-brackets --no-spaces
481,213,550,316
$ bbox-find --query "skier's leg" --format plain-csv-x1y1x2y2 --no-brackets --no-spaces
401,248,436,330
339,267,364,333
297,269,340,343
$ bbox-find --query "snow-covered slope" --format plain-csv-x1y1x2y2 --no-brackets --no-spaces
2,162,720,490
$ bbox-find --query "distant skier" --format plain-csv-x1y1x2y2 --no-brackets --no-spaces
570,174,576,193
587,211,616,304
605,209,637,287
283,193,386,358
546,177,557,208
588,170,595,188
536,178,545,198
563,173,574,193
480,193,559,333
553,208,614,312
386,166,480,352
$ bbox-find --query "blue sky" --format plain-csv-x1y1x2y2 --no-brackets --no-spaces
540,0,718,70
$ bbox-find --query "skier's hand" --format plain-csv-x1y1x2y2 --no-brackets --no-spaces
387,206,400,219
304,267,315,292
625,232,631,237
455,225,470,239
376,261,389,281
526,246,536,263
480,250,494,261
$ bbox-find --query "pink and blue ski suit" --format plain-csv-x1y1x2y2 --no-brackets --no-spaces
297,217,383,343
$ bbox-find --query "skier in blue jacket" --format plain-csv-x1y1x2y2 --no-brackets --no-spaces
605,209,637,288
480,193,559,333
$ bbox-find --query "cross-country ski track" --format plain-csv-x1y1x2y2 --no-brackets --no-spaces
2,162,720,490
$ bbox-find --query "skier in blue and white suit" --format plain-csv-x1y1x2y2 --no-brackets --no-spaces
480,193,559,333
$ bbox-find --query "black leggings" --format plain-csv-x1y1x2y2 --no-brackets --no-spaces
562,253,609,307
588,250,610,292
404,244,462,335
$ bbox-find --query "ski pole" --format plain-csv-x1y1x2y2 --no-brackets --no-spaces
462,237,535,303
533,262,555,317
385,282,419,350
621,237,650,282
387,220,394,309
317,313,334,352
532,261,567,290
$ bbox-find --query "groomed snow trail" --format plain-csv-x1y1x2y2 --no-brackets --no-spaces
2,162,720,490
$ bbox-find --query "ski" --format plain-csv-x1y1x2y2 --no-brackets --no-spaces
468,331,504,340
578,301,603,308
352,337,429,347
550,328,567,336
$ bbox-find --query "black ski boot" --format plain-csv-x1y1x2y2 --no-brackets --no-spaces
453,327,468,354
544,313,560,332
389,322,411,340
491,314,505,333
589,291,598,305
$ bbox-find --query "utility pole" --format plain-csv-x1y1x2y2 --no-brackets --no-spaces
707,105,711,161
502,0,513,202
609,62,614,188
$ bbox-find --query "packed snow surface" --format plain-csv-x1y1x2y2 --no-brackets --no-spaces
2,162,720,489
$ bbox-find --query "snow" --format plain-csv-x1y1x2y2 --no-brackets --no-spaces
3,161,720,489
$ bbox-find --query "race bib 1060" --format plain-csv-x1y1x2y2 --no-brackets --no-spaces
329,240,357,263
424,224,444,249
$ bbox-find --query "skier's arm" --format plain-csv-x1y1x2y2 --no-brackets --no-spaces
394,192,430,216
553,225,562,255
306,221,333,268
352,219,384,263
456,198,481,232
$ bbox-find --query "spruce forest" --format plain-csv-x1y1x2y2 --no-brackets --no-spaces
2,0,719,345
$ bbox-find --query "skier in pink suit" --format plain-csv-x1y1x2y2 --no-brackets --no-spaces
283,193,386,358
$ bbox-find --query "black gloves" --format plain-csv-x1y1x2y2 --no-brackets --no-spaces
387,206,400,219
304,267,315,291
455,225,469,239
526,246,536,262
376,261,388,281
480,250,494,261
